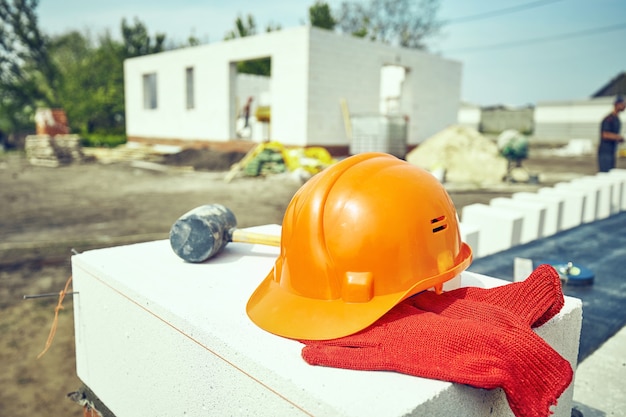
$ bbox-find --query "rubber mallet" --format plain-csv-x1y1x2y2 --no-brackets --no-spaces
169,204,280,263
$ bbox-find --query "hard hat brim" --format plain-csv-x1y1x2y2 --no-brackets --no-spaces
246,242,473,341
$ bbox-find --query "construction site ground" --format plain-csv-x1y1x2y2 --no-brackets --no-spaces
0,144,623,417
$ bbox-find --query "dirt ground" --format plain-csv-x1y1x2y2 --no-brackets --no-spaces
0,144,619,416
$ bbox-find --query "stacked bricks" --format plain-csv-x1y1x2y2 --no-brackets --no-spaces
25,134,85,167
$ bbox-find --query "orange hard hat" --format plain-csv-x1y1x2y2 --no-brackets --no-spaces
246,152,472,340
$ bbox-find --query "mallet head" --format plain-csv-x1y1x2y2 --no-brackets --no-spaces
169,204,237,262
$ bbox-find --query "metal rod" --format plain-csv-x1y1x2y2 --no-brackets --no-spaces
23,292,78,300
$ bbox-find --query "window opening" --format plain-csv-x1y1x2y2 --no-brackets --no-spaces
186,67,194,109
143,73,157,109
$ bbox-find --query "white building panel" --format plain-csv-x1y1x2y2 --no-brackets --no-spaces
124,26,461,150
534,97,625,143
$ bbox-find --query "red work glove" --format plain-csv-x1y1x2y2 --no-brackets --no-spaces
301,265,573,417
411,264,564,328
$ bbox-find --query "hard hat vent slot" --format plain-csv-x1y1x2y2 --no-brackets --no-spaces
431,216,447,233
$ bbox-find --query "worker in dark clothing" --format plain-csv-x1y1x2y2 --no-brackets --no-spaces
243,97,253,128
598,95,625,172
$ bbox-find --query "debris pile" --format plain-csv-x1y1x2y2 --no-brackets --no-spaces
406,125,507,185
225,141,336,182
24,134,85,167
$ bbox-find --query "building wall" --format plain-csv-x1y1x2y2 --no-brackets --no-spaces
480,107,534,134
305,28,461,147
235,73,271,117
125,26,461,149
534,97,623,144
306,30,382,147
409,52,462,144
457,103,481,130
124,27,310,145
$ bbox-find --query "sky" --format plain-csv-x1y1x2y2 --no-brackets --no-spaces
37,0,626,107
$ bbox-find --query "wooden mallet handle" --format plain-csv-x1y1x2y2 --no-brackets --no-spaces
230,229,280,247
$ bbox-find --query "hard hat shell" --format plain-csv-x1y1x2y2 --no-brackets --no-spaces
246,152,472,340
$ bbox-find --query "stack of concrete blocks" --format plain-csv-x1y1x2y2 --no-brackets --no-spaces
460,168,626,260
537,187,585,230
458,204,523,258
553,182,598,224
71,225,583,417
490,197,547,243
605,168,626,210
570,177,612,219
24,134,85,167
459,221,480,258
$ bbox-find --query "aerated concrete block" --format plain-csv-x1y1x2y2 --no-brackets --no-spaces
570,177,612,219
490,197,547,243
609,168,626,211
512,192,564,237
71,225,582,417
554,182,599,223
461,204,523,258
608,168,626,210
595,172,626,214
538,186,585,230
459,221,480,259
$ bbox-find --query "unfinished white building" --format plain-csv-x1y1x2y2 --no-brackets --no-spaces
124,26,462,155
533,97,621,145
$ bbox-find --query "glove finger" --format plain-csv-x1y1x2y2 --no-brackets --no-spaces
302,345,384,370
425,264,564,327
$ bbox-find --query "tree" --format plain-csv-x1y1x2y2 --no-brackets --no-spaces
224,14,258,40
50,30,126,135
309,1,336,30
50,19,167,135
336,0,442,49
224,14,280,76
121,17,166,58
0,0,60,131
0,2,167,137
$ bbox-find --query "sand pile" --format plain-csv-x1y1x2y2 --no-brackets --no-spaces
406,125,507,185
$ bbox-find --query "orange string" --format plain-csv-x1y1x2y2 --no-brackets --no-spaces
37,275,73,359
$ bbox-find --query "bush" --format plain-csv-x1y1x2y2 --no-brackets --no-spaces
80,133,127,148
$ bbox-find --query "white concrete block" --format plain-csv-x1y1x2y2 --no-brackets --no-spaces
71,226,581,417
461,204,523,257
512,192,564,236
570,177,612,219
538,186,585,230
595,172,626,213
490,197,547,243
554,182,599,223
608,168,626,210
459,221,480,259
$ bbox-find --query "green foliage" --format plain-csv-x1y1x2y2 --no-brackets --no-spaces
80,133,127,148
121,17,166,58
309,1,337,30
0,1,167,139
224,14,258,40
238,58,271,77
336,0,442,49
500,136,529,161
224,14,279,76
47,31,120,135
0,0,60,131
